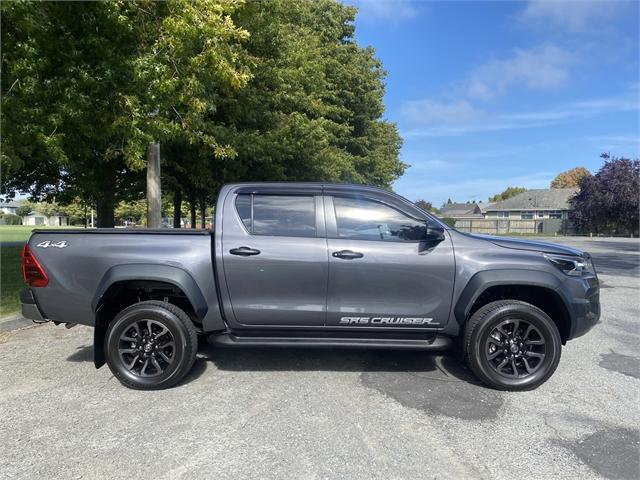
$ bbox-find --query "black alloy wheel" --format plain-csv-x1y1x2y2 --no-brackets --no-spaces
464,300,562,391
484,318,546,378
105,301,197,390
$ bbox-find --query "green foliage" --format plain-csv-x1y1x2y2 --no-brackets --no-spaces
415,199,437,213
441,217,457,228
58,198,89,226
2,0,250,226
1,246,23,316
489,186,526,202
115,200,147,225
15,202,32,217
1,214,22,225
2,0,404,228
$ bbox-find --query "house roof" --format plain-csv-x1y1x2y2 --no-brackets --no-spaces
486,188,578,211
440,202,481,216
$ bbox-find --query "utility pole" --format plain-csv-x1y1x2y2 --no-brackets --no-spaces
147,141,161,228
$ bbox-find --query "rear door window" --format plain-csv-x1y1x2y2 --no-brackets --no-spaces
235,194,316,237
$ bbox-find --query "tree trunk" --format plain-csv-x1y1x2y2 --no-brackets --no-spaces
146,141,161,228
200,198,206,229
173,189,182,228
189,198,196,229
96,194,115,228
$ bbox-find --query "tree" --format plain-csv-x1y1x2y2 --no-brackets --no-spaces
2,0,404,228
489,187,526,202
212,0,404,188
414,199,433,212
1,1,250,227
15,201,33,217
570,155,639,235
550,167,590,189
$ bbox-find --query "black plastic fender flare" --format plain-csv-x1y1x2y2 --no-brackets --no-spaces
91,263,208,319
451,269,569,327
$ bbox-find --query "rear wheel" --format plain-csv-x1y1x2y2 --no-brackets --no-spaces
464,300,561,391
105,301,197,390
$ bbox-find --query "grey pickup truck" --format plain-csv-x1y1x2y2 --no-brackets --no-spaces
20,183,600,390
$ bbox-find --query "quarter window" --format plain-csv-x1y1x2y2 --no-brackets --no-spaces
235,194,316,237
333,197,426,242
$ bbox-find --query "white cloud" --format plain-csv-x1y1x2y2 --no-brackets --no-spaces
519,0,628,31
465,45,575,100
401,93,639,137
400,99,481,125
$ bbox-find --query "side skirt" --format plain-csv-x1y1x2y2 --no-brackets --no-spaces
208,331,453,351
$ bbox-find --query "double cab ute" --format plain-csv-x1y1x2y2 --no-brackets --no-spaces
20,183,600,390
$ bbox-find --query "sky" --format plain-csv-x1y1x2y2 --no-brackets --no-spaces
344,0,640,206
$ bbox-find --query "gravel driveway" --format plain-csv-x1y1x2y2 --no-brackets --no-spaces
1,237,638,479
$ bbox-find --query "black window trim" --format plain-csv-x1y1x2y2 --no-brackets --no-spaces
234,192,321,239
327,194,431,244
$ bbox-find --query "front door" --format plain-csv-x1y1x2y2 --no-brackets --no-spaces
222,192,328,327
325,195,455,330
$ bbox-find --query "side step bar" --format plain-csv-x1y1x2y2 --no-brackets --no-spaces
209,333,453,351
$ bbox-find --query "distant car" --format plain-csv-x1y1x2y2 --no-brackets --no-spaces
20,183,600,390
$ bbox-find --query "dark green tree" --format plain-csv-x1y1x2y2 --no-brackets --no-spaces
489,186,526,202
1,0,250,226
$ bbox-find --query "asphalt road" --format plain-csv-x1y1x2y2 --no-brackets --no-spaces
1,237,638,479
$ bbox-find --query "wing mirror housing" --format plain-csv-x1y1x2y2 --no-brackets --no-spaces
424,223,446,243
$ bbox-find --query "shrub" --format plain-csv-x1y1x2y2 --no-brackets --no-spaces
1,214,23,225
441,217,456,228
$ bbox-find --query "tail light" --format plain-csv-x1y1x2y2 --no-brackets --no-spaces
21,244,49,287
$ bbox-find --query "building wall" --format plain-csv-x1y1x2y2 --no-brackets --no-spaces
23,215,68,226
485,210,569,220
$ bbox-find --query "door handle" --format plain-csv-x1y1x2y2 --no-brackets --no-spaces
230,246,261,256
332,250,364,260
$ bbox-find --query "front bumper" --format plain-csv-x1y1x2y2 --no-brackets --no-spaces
565,275,600,340
20,288,47,323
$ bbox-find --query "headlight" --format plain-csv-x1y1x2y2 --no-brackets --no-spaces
545,254,595,276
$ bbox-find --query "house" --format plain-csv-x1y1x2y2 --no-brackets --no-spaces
439,202,484,219
484,188,577,220
0,200,20,215
22,210,69,227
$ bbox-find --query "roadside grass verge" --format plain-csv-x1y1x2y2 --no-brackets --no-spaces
0,225,77,243
1,246,23,317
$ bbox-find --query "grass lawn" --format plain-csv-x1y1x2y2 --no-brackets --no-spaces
1,246,23,317
0,225,77,243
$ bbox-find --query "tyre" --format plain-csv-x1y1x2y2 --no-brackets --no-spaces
463,300,562,391
105,300,198,390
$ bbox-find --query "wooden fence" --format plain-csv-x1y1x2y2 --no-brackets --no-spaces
453,218,572,235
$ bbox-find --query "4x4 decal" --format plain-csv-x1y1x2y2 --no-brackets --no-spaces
36,240,69,249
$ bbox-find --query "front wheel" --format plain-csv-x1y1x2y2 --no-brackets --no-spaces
105,301,198,390
464,300,562,391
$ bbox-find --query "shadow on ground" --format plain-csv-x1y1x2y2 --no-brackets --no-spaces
67,341,505,420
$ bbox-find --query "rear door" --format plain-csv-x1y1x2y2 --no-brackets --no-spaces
221,187,328,327
324,194,455,330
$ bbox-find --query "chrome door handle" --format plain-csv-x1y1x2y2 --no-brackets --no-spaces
230,247,261,256
332,250,364,260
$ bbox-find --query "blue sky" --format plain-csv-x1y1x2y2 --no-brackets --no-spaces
345,0,640,206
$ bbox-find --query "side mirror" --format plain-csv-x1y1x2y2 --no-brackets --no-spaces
424,223,445,243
